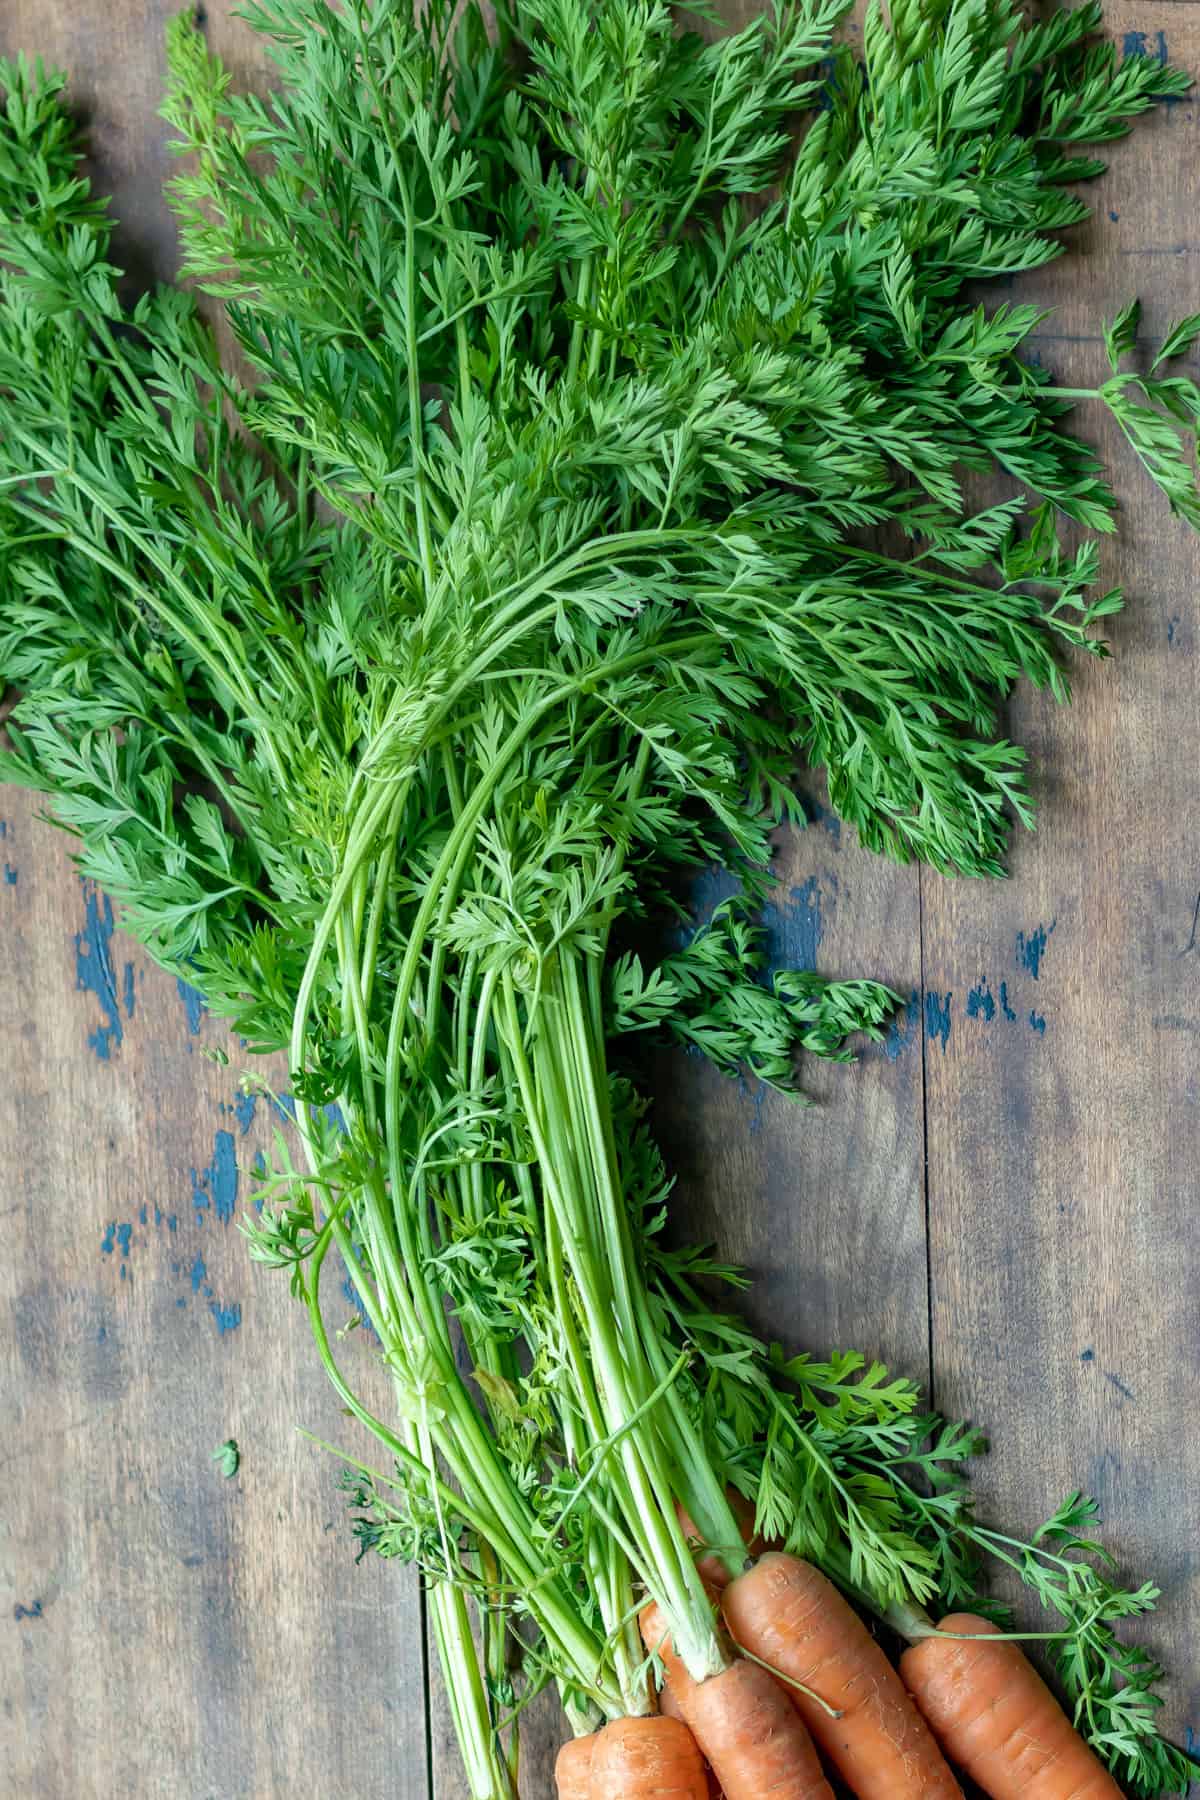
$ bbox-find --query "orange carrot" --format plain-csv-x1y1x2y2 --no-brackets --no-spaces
641,1599,834,1800
579,1714,710,1797
721,1553,962,1799
659,1686,725,1799
900,1613,1123,1799
555,1734,595,1800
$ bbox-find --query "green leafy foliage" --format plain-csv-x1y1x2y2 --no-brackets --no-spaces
1,1,1194,1788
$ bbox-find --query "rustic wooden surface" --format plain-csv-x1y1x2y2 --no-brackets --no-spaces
1,1,1198,1795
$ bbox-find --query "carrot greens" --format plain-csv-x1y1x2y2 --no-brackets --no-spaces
1,1,1197,1793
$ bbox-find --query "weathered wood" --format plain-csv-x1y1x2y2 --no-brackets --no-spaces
0,786,430,1798
921,5,1200,1759
0,4,431,1793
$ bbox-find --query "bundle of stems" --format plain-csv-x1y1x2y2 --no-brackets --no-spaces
1,1,1198,1793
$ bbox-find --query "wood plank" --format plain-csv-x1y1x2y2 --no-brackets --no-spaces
654,804,929,1386
0,4,431,1793
0,786,430,1798
922,4,1200,1758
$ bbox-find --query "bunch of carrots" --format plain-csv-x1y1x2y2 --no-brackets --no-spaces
3,0,1199,1795
571,1527,1126,1799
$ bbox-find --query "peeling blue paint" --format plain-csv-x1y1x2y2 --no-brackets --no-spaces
999,980,1016,1022
233,1091,257,1134
801,793,842,844
190,1129,238,1225
3,863,16,886
138,1204,147,1226
925,991,952,1051
1080,1347,1095,1363
13,1601,44,1622
209,1300,242,1335
763,874,831,974
1122,28,1167,67
0,819,6,837
177,977,207,1035
75,883,123,1061
190,1253,208,1295
1017,920,1056,980
884,990,920,1061
687,864,741,929
1105,1370,1135,1402
1029,1010,1046,1036
966,981,995,1023
100,1223,116,1255
123,961,136,1019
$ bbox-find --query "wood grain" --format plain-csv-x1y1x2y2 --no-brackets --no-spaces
0,787,430,1799
921,5,1200,1763
0,5,431,1795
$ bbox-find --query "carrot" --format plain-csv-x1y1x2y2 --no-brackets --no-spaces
579,1714,711,1798
721,1552,962,1799
676,1490,763,1593
641,1598,834,1800
659,1686,725,1799
555,1734,595,1800
900,1613,1124,1799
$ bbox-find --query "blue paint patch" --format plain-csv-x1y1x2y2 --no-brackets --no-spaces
123,961,136,1019
190,1129,239,1225
75,882,123,1061
1105,1370,1135,1402
233,1091,257,1134
687,864,741,928
762,874,830,974
3,863,16,886
138,1204,147,1226
1016,920,1056,980
734,1073,768,1135
883,990,920,1061
269,1092,299,1126
966,981,995,1023
116,1223,132,1259
1109,210,1119,222
190,1253,208,1295
801,793,842,844
1029,1010,1046,1036
1080,1347,1095,1363
1122,28,1167,66
176,977,207,1035
0,819,6,837
209,1300,242,1335
100,1223,116,1255
925,991,952,1051
999,981,1016,1022
176,1296,187,1308
13,1600,44,1621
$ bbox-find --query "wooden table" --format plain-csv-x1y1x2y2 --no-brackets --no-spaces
2,3,1199,1794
